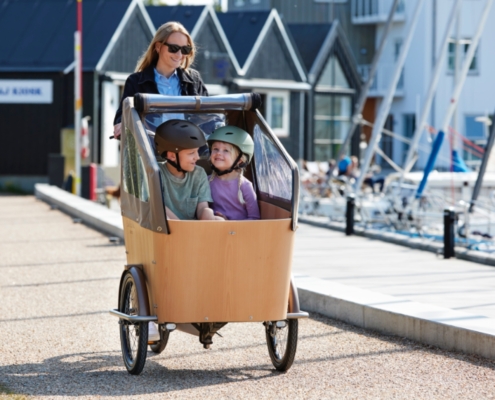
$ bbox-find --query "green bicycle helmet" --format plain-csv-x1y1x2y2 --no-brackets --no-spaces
155,119,207,157
207,126,254,163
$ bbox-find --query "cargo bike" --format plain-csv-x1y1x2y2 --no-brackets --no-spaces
109,92,308,375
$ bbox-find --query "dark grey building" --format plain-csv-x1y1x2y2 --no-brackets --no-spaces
147,6,310,161
0,0,154,190
227,0,376,66
216,9,310,161
289,21,362,161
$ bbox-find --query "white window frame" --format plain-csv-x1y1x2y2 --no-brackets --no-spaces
447,38,479,74
394,38,403,62
263,90,290,138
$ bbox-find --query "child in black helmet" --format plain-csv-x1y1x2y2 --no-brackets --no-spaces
155,119,221,220
207,126,260,220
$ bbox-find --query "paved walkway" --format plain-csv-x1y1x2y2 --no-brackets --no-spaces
34,184,495,361
4,195,495,399
292,223,495,319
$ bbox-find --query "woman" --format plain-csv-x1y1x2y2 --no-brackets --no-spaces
113,21,208,138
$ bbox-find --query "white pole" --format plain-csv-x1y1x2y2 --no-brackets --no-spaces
453,7,461,137
327,0,400,179
74,31,82,196
440,0,494,133
356,0,426,193
400,0,462,182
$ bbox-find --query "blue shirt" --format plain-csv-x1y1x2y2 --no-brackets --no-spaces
153,68,184,122
338,156,351,175
154,68,181,96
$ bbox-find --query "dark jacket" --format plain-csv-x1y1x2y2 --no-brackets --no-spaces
113,64,209,125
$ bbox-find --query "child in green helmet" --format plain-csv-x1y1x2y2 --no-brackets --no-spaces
207,126,261,220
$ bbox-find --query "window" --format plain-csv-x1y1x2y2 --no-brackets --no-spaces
394,38,403,62
234,0,245,6
261,91,290,138
122,128,150,202
394,39,405,89
380,114,394,168
313,94,352,161
253,124,292,201
464,115,490,166
313,54,354,161
403,114,416,164
317,55,350,89
465,115,487,141
448,38,478,73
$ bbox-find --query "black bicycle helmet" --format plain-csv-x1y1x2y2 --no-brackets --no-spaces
155,119,207,156
155,119,206,172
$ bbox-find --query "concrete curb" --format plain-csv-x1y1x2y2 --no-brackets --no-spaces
299,215,495,267
35,184,124,240
295,275,495,360
35,184,495,360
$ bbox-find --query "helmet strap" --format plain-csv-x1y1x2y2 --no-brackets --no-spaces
165,153,183,172
211,152,246,176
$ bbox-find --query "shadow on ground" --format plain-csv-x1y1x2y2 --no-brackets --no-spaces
2,312,495,397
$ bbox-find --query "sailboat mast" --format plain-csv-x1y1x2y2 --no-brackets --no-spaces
356,0,426,193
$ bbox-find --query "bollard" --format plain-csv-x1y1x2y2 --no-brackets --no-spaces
89,163,97,201
81,164,97,200
346,194,355,236
48,154,65,188
443,207,455,259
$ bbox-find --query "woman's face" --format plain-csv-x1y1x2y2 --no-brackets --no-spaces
155,32,189,75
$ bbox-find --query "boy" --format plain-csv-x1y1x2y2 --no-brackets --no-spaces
154,119,220,220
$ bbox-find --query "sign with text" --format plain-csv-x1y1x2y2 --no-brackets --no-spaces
0,80,53,104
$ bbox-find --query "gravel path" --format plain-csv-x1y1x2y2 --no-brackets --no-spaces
2,196,495,399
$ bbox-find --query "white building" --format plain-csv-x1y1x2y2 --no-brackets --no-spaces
355,0,495,171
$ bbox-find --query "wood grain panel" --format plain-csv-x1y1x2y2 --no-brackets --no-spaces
123,217,294,323
259,201,291,219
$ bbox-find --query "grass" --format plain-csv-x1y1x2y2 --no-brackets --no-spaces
0,183,30,195
0,384,29,400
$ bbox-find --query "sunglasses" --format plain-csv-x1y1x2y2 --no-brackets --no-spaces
163,42,192,55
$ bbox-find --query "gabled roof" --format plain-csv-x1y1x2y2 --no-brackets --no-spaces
217,9,306,80
288,20,361,87
288,23,333,73
0,0,153,72
147,5,242,75
146,5,204,33
216,11,270,68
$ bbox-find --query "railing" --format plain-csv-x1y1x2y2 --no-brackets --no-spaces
351,0,405,24
357,63,404,97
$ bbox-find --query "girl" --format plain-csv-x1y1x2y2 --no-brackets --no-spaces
207,126,261,220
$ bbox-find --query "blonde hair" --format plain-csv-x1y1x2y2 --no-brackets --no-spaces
209,141,247,205
135,21,196,72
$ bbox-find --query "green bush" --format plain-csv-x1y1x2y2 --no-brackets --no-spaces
0,182,30,195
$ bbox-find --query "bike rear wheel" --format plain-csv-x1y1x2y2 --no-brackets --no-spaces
265,319,298,372
150,325,170,354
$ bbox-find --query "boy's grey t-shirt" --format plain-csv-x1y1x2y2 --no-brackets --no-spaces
158,162,213,220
